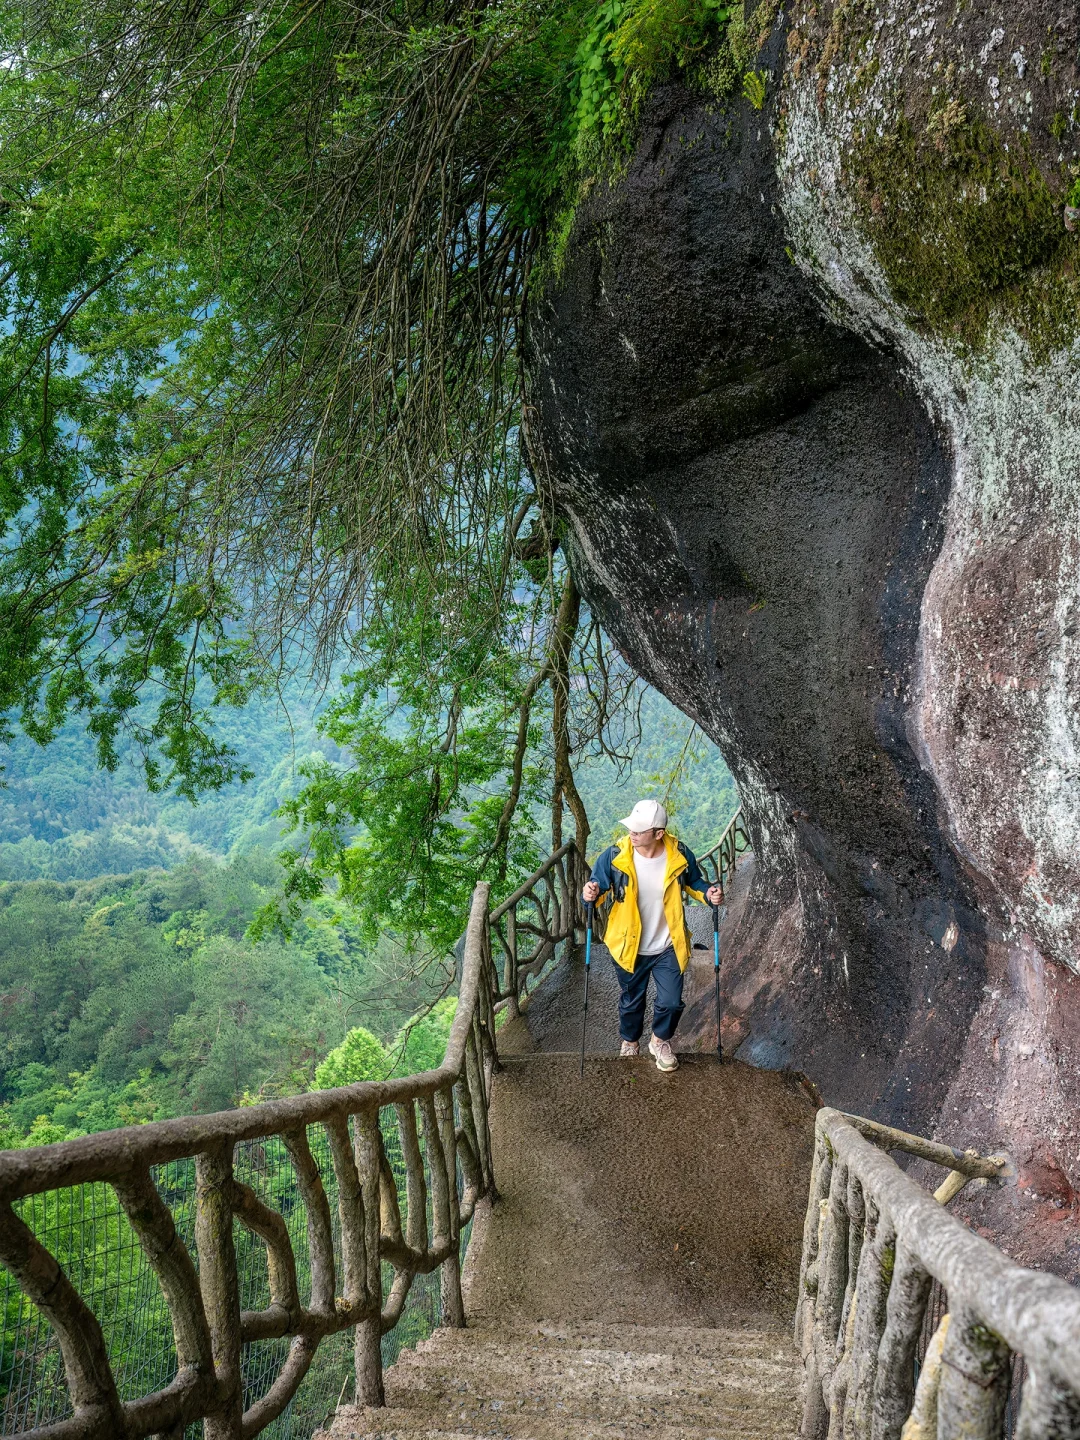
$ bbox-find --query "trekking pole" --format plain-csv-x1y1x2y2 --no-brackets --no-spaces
580,900,594,1078
712,898,723,1059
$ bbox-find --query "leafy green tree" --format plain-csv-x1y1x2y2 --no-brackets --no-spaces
314,1028,389,1089
0,0,747,954
0,852,459,1141
257,572,556,954
389,998,459,1077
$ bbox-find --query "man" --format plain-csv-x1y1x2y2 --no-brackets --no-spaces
582,799,723,1072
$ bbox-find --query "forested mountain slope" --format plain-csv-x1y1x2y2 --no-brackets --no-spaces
0,855,449,1144
0,688,736,1148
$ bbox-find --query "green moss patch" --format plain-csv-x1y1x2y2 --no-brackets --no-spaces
849,114,1080,354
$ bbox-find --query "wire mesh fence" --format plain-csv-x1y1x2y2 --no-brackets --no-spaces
0,1107,461,1438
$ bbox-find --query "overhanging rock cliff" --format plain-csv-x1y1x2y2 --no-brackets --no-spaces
532,0,1080,1276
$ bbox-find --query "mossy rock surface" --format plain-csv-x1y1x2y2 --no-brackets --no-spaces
850,116,1079,351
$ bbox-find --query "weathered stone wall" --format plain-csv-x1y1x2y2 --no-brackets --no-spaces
532,0,1080,1275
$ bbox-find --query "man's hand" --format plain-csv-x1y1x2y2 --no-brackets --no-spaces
706,885,724,906
582,881,600,903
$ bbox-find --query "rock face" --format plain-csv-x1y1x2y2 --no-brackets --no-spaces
532,1,1080,1275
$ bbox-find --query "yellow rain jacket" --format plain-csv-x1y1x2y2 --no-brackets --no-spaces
589,833,711,974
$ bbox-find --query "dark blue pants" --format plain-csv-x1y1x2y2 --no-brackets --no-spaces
614,946,684,1042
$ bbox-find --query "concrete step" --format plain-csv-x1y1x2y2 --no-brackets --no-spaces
387,1346,796,1415
316,1324,801,1440
416,1322,796,1359
321,1407,797,1440
379,1380,797,1422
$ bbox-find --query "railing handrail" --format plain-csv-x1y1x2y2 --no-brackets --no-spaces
823,1112,1080,1388
702,806,746,858
839,1110,1007,1181
799,1108,1080,1436
0,878,505,1439
489,841,577,921
699,806,751,892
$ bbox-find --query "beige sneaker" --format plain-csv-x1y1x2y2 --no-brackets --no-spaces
620,1040,640,1058
648,1035,679,1072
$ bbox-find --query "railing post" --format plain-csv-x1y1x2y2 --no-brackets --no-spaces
465,1022,494,1194
354,1109,384,1408
870,1237,931,1440
819,1161,850,1354
796,1130,831,1332
324,1114,368,1316
504,905,520,1019
902,1314,949,1440
396,1102,429,1254
801,1157,849,1439
195,1143,243,1440
847,1200,896,1439
936,1306,1010,1438
433,1085,466,1328
827,1170,865,1437
1015,1366,1080,1440
796,1126,833,1440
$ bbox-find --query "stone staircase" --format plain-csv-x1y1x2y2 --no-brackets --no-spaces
319,1321,801,1438
318,1049,814,1440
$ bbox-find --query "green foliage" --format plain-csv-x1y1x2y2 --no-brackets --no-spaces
697,0,777,103
571,0,733,150
253,569,551,957
0,1,744,1018
572,0,632,142
612,0,731,109
742,69,767,109
0,2,752,785
0,853,450,1143
389,998,459,1077
0,679,331,880
0,0,770,792
313,1027,389,1089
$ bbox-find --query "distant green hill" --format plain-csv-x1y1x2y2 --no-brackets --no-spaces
0,852,453,1145
0,684,737,879
0,686,334,878
0,680,738,1143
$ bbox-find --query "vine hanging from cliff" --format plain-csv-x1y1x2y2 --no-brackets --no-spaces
0,0,756,941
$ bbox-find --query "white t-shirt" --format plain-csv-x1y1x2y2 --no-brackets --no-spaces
633,850,673,955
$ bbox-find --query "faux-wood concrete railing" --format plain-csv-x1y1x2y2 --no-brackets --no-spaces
0,844,588,1440
797,1108,1080,1439
699,807,751,893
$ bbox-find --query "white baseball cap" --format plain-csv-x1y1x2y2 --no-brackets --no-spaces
620,799,669,833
